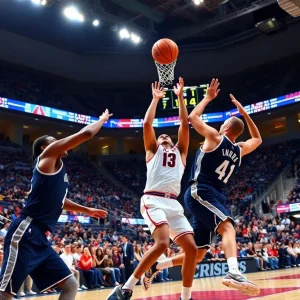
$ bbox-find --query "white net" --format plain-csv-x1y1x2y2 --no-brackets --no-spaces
155,60,177,86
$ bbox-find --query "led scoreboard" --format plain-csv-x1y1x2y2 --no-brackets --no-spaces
160,84,207,111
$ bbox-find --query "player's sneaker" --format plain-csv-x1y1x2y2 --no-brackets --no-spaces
222,272,260,296
106,285,132,300
141,261,160,291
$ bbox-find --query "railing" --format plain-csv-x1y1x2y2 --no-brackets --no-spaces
252,164,292,213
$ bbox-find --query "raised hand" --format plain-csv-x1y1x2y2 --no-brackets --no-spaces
173,77,184,97
205,78,220,101
230,94,247,115
100,109,113,122
152,81,164,100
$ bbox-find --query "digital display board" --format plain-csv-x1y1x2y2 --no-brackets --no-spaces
121,218,146,225
159,85,207,111
276,203,300,214
0,90,299,128
57,214,91,224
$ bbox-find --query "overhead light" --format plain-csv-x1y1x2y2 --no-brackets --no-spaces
293,214,300,218
255,17,283,34
102,145,109,149
193,0,204,5
63,6,85,22
130,33,141,44
298,119,300,123
93,19,100,27
119,28,130,39
31,0,47,5
23,125,29,129
57,132,62,135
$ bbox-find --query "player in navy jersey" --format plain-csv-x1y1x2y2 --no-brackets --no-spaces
0,109,112,300
145,79,262,297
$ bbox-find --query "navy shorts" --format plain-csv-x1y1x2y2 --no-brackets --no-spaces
0,216,72,296
184,184,234,250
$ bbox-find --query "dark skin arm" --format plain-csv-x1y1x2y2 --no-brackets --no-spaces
63,198,108,219
38,109,112,174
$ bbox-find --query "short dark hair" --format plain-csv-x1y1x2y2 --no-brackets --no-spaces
228,117,244,137
32,135,50,160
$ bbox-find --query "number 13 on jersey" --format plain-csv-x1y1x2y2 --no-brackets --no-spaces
215,160,236,183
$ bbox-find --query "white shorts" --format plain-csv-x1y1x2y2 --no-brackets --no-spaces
140,194,193,241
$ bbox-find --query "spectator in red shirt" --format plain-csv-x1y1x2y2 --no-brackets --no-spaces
78,247,102,289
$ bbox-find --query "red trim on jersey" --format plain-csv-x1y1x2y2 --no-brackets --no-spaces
173,231,194,241
175,145,186,167
144,190,178,199
142,198,168,227
146,144,160,164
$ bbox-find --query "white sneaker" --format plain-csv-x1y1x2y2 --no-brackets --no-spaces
81,285,88,290
78,288,82,291
19,292,26,297
26,290,37,295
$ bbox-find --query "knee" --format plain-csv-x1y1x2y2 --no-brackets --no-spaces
61,275,79,292
182,243,198,257
155,240,169,252
196,249,206,262
217,220,235,236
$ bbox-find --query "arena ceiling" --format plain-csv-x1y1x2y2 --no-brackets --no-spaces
0,0,298,54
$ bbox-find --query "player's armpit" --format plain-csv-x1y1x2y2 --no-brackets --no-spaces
143,123,158,154
238,138,262,157
189,114,219,139
42,131,93,158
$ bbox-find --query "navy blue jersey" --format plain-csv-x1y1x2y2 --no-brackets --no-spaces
21,157,68,232
189,135,241,192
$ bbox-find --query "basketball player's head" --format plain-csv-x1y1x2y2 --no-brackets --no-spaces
219,117,244,140
157,134,174,148
32,135,68,160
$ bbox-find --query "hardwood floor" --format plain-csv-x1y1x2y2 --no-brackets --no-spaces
24,268,300,299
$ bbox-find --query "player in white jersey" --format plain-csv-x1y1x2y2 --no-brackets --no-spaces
107,78,198,300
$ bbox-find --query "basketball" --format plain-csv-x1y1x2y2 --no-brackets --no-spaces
152,38,179,65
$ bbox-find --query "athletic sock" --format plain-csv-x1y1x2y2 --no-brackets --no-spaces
157,258,173,270
181,286,192,300
122,275,139,291
227,257,240,274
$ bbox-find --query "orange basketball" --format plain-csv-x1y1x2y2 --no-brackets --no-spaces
152,38,179,65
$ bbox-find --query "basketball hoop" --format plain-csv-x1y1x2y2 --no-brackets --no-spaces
155,60,177,87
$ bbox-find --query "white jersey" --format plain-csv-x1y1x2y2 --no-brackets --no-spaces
144,145,185,196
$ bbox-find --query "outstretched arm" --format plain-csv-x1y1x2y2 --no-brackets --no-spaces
63,198,108,219
42,109,113,158
143,82,164,159
231,94,262,157
189,79,221,142
174,77,189,158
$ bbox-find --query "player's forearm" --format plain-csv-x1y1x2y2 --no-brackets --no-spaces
63,198,89,214
189,97,211,118
78,117,106,137
178,94,188,125
143,98,159,125
242,113,262,141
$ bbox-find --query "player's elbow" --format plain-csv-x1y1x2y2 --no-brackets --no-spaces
255,137,263,146
80,129,93,139
180,116,189,126
188,113,198,124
